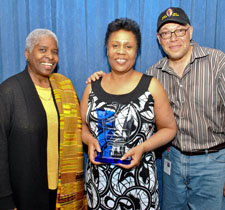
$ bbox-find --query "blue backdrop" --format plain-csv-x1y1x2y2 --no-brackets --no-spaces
0,0,225,99
0,0,225,206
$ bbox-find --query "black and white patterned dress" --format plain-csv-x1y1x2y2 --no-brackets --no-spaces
85,74,159,210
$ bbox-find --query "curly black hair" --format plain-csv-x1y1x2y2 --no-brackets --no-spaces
105,18,141,50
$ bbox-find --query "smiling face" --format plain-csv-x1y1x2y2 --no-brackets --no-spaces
25,35,58,79
157,23,193,62
107,29,138,74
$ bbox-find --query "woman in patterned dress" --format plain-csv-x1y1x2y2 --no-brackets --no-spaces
81,18,177,210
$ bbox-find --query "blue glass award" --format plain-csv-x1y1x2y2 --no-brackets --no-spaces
95,108,131,165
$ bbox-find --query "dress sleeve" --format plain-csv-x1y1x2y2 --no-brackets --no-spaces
0,84,16,209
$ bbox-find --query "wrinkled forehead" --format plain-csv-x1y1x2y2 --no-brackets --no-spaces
159,22,189,31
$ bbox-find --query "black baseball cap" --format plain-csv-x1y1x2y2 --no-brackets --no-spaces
157,7,190,32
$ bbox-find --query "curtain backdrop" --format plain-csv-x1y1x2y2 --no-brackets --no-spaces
0,0,224,99
1,0,225,206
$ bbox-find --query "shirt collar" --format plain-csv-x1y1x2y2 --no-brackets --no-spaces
156,40,210,71
190,40,209,63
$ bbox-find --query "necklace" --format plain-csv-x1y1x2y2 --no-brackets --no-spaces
38,93,52,101
35,86,52,101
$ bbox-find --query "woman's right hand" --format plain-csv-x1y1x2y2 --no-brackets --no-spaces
86,71,106,84
87,138,102,165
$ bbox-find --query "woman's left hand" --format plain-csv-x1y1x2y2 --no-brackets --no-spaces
117,145,144,169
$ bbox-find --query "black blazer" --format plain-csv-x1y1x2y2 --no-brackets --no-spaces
0,68,51,210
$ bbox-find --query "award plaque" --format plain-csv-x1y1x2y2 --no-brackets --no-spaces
95,108,131,165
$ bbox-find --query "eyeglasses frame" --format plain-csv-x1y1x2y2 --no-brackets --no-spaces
159,27,190,40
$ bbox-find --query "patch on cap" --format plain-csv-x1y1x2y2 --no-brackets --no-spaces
166,8,174,17
157,7,190,32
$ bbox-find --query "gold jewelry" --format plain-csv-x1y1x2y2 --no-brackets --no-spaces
38,93,52,101
35,85,52,101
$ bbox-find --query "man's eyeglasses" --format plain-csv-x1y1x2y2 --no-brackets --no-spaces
159,27,190,39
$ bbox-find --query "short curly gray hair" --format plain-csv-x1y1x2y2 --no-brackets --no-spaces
25,29,58,53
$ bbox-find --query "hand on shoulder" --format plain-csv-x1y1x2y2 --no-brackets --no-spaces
86,71,106,84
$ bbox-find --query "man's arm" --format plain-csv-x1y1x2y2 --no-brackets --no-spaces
86,70,106,84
